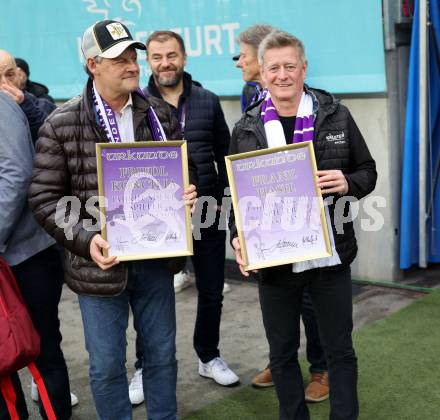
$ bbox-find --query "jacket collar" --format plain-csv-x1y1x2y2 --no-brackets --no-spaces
146,71,193,102
83,78,151,133
305,85,339,130
240,85,339,148
241,103,268,149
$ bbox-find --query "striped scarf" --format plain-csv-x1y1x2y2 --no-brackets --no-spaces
260,89,342,272
92,83,167,143
261,91,314,148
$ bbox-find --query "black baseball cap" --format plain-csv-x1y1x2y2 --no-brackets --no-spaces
15,58,30,76
81,20,146,60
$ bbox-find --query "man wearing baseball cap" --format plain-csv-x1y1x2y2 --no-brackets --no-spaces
29,20,197,419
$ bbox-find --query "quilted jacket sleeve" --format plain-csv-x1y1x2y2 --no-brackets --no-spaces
28,119,96,259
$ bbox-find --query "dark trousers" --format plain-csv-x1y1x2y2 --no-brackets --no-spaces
259,264,358,420
0,246,71,420
192,229,226,363
301,288,327,373
266,288,327,374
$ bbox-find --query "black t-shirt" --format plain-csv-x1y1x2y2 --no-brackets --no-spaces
279,115,296,143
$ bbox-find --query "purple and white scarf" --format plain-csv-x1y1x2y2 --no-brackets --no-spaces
92,83,167,142
260,90,341,272
260,91,314,147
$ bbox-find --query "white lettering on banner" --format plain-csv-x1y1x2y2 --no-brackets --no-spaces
135,31,148,43
76,22,240,62
204,25,222,55
183,26,203,56
222,23,240,54
76,37,83,62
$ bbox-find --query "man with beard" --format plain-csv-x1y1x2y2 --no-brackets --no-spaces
125,30,236,406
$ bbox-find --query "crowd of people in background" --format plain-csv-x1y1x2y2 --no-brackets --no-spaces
0,18,376,420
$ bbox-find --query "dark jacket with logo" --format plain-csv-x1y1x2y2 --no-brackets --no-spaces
145,72,230,205
228,86,377,266
29,78,195,297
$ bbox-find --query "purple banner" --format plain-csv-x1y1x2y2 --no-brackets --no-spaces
99,143,190,260
228,143,330,269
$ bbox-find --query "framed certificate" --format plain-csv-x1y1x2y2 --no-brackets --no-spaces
96,141,193,261
225,141,332,271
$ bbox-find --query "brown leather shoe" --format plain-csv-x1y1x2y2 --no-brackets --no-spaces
251,366,274,388
305,371,329,402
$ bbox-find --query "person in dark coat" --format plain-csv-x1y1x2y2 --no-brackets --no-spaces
0,50,56,144
133,30,238,397
14,57,55,103
29,20,197,420
234,24,331,402
235,24,273,112
229,30,377,420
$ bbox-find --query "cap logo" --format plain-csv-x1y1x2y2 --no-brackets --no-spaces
106,22,128,40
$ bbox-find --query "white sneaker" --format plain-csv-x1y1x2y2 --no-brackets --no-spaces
174,272,192,293
129,369,144,405
198,357,240,386
70,393,79,407
31,379,38,402
223,282,231,294
31,379,79,407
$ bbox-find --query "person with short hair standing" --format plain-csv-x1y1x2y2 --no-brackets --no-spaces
229,30,377,419
29,20,197,419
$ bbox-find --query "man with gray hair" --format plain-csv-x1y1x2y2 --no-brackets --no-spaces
234,25,330,403
29,19,197,419
230,30,377,419
235,24,273,111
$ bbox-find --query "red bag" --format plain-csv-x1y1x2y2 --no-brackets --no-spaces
0,257,56,419
0,257,40,375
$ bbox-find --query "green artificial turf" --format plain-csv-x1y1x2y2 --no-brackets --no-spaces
184,291,440,420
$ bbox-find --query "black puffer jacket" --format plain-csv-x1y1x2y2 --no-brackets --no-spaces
29,79,192,296
229,87,377,266
145,72,230,204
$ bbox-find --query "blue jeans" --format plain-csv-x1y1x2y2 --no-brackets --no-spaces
79,260,177,420
135,211,226,368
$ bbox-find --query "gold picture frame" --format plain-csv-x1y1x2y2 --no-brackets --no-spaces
96,141,193,261
225,141,332,271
